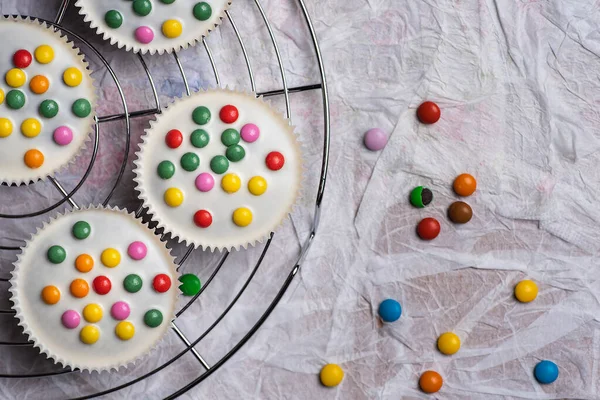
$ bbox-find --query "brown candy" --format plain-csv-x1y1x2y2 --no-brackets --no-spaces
448,201,472,224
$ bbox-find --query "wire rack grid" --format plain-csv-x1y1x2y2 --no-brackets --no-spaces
0,0,330,397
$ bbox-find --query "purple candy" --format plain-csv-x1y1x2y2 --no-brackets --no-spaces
111,301,130,321
128,241,147,260
53,126,73,146
135,26,154,44
195,172,214,192
61,310,80,329
364,128,388,151
240,123,260,143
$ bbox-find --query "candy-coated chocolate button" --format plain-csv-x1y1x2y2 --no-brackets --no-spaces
153,274,171,293
105,10,123,28
5,68,26,87
115,321,135,340
232,207,252,227
157,160,176,179
34,45,54,64
378,299,401,322
179,274,201,296
417,101,441,124
75,254,94,273
221,173,241,193
83,303,103,323
448,201,472,224
0,118,12,137
226,144,245,162
39,99,59,118
70,279,89,298
419,370,443,393
363,128,388,151
221,128,240,146
132,0,152,16
437,332,461,355
13,49,32,69
61,310,80,329
111,301,130,320
72,221,91,239
135,26,154,44
515,279,538,303
320,364,344,387
0,88,4,105
124,274,143,293
195,172,214,192
93,276,112,295
417,217,440,240
53,126,73,146
164,187,184,207
248,176,267,196
63,67,82,87
29,75,49,94
265,151,285,171
162,19,182,38
80,325,99,344
24,149,44,168
127,241,147,260
144,309,164,327
192,106,211,125
240,123,260,142
219,104,239,123
21,118,42,138
534,360,559,384
191,129,210,148
41,285,60,305
72,98,92,118
165,129,183,148
453,173,477,196
210,155,229,174
193,2,212,20
101,248,121,268
410,186,433,208
6,89,25,109
47,245,66,264
180,152,200,171
193,209,212,228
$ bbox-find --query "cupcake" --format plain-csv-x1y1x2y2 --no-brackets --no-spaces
9,206,178,372
75,0,232,55
134,88,303,251
0,17,96,185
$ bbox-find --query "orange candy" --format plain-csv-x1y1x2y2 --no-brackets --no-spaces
419,370,443,393
29,75,49,94
70,278,89,298
41,285,60,305
24,149,44,169
75,254,94,273
453,173,477,197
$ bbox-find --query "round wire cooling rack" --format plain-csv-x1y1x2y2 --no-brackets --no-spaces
0,0,330,397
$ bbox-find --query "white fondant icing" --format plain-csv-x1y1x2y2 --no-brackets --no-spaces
9,207,178,372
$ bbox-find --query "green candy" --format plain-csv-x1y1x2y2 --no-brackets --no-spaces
193,2,212,21
178,274,201,296
132,0,152,16
190,129,209,148
180,152,200,171
39,99,59,118
124,274,143,293
409,186,433,208
221,129,240,146
157,160,175,179
6,90,25,109
210,155,229,174
160,0,176,3
47,245,66,264
72,221,91,240
104,10,123,28
225,144,245,162
144,309,163,328
192,106,211,125
72,99,91,118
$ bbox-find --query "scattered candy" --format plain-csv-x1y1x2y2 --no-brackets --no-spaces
410,186,433,208
0,118,12,137
61,310,80,329
180,152,200,171
24,149,44,168
240,123,260,143
41,285,60,305
5,68,26,88
514,279,538,303
221,173,241,193
220,104,239,123
39,99,59,119
225,144,245,162
93,276,112,295
193,209,212,228
179,274,201,296
82,303,103,323
417,101,441,124
419,370,443,393
221,128,240,146
0,88,4,105
127,241,147,260
448,201,472,224
104,10,123,29
6,89,25,109
132,0,152,16
378,299,402,322
53,126,73,146
437,332,461,355
363,128,388,151
195,172,214,192
192,106,211,125
265,151,285,171
34,45,54,64
124,274,143,293
13,49,32,69
193,2,213,21
101,248,121,268
63,67,83,87
80,325,99,345
453,173,477,196
21,118,42,138
47,245,66,264
70,278,89,298
75,254,94,273
232,207,252,227
320,364,344,387
72,98,92,118
534,360,558,384
144,309,163,328
164,187,184,207
165,129,183,149
157,160,175,179
248,176,267,196
29,75,49,94
153,274,172,293
417,217,440,240
72,220,91,239
135,26,154,44
115,321,135,340
210,155,229,174
162,19,182,38
111,301,131,321
191,129,210,148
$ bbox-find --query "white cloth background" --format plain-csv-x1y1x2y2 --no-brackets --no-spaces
0,0,598,398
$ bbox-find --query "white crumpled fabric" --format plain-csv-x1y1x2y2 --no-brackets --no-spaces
0,0,598,398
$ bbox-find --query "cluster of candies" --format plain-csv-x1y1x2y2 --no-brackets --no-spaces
40,221,170,344
104,1,214,45
0,46,90,169
159,103,285,229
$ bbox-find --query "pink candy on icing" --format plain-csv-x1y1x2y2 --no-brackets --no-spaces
128,241,147,260
240,123,260,143
135,26,154,44
195,172,214,192
61,310,80,329
111,301,130,321
53,126,73,146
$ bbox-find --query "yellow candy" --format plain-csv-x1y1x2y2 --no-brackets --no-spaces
248,176,267,196
101,248,121,268
164,187,184,207
63,67,83,87
83,303,103,323
515,279,538,303
5,68,26,87
320,364,344,387
221,173,241,193
0,88,4,104
162,19,183,38
115,321,135,340
21,118,41,138
437,332,461,355
35,45,54,64
0,118,13,138
80,325,100,345
232,207,252,227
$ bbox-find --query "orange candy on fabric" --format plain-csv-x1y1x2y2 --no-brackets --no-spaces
453,173,477,197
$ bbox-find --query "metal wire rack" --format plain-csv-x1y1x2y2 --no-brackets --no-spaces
0,0,330,397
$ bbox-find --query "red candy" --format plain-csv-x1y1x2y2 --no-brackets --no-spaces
153,274,171,293
13,49,32,69
417,101,441,124
165,129,183,148
265,151,285,171
417,217,441,240
219,104,239,124
93,276,112,295
193,210,212,228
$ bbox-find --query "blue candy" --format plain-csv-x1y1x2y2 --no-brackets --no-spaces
378,299,402,322
534,360,559,384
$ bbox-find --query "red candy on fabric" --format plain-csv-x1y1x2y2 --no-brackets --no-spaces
265,151,285,171
219,105,239,124
417,101,441,124
165,129,183,148
153,274,171,293
417,217,440,240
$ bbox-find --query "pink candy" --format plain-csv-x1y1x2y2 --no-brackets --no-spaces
128,241,147,260
53,126,73,146
240,123,260,143
195,172,214,192
61,310,80,329
111,301,130,321
135,26,154,44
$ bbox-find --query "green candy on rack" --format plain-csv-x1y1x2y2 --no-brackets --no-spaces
178,274,201,296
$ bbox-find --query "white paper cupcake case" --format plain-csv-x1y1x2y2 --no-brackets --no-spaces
75,0,232,55
0,17,98,186
133,87,305,252
9,205,179,373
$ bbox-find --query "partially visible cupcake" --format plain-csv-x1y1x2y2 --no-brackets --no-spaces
0,17,96,185
134,88,303,251
9,206,178,372
76,0,232,55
